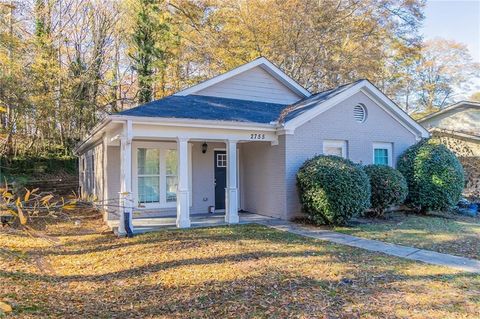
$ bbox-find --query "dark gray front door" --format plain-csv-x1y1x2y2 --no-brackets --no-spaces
214,150,227,210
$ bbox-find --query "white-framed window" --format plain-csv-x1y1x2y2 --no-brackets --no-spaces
132,141,192,209
373,142,393,166
323,140,347,158
137,148,161,204
216,153,227,167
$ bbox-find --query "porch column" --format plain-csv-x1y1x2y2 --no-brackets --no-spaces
176,137,191,228
102,133,109,221
118,120,133,237
225,140,239,224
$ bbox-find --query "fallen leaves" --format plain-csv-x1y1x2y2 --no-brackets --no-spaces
0,301,12,313
1,210,480,318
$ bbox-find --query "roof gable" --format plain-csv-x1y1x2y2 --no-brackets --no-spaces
418,101,480,122
281,80,429,138
174,57,311,103
419,101,480,137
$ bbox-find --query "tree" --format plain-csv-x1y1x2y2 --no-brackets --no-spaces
415,39,480,111
470,91,480,102
128,0,175,104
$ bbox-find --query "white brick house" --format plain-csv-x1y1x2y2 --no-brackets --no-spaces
75,57,428,235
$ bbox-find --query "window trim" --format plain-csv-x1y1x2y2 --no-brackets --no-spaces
132,141,192,209
323,140,348,158
137,148,161,204
216,153,227,167
372,142,393,167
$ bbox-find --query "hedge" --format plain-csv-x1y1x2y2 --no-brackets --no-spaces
364,164,408,216
297,155,371,225
397,139,465,213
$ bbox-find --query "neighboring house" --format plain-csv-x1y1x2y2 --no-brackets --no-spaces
419,101,480,198
75,57,428,234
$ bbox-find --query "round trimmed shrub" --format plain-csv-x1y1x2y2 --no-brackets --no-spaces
397,139,465,213
297,155,371,225
364,165,408,216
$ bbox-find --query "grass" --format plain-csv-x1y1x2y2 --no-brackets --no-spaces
1,211,479,318
334,211,480,260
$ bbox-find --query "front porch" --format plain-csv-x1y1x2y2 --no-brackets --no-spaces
106,211,276,235
97,118,280,236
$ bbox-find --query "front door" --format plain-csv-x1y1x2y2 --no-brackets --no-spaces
214,150,227,210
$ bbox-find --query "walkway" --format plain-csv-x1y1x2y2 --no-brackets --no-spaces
255,217,480,274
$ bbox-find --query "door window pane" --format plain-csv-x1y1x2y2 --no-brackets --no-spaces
374,149,389,165
138,176,160,203
165,150,178,202
216,153,227,167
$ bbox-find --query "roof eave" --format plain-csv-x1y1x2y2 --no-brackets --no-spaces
109,114,277,131
73,116,112,155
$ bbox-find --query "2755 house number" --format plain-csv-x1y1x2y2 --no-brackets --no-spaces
250,133,266,140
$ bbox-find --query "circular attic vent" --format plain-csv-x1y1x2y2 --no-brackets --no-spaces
353,103,367,123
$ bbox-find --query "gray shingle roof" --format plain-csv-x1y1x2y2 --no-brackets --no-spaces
116,95,287,124
115,80,364,124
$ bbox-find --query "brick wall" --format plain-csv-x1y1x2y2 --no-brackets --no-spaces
284,91,419,219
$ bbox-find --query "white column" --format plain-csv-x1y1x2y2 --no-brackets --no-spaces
176,137,191,228
118,120,133,236
102,134,109,221
225,140,239,224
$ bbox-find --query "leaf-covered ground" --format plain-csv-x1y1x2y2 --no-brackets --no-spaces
1,211,479,318
334,211,480,260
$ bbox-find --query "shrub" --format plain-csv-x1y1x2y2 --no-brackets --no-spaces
364,165,408,216
297,155,371,225
397,139,465,213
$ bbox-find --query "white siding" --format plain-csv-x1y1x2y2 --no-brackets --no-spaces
106,146,121,205
195,66,302,104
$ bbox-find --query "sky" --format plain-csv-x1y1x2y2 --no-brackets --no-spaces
421,0,480,96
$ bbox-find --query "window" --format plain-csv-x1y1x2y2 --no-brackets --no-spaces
165,150,178,202
354,104,367,123
216,153,227,167
323,140,347,158
373,142,393,166
135,146,182,207
137,148,160,203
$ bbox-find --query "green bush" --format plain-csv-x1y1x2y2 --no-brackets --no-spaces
397,139,465,213
297,155,371,225
364,165,408,216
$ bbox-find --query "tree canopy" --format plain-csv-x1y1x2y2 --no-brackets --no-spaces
0,0,478,157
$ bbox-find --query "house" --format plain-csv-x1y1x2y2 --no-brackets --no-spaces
419,101,480,197
75,57,429,235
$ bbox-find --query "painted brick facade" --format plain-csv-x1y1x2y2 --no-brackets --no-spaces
283,91,419,218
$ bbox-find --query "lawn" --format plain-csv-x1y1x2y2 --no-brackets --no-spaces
1,211,479,318
334,211,480,260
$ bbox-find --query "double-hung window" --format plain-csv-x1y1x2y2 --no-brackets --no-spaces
373,142,393,166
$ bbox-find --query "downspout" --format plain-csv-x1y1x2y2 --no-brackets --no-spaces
124,212,134,238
